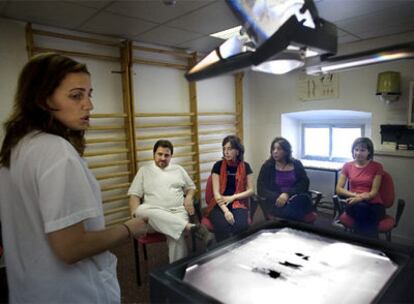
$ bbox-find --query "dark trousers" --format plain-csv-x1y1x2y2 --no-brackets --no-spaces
263,193,313,221
208,204,249,243
345,202,385,236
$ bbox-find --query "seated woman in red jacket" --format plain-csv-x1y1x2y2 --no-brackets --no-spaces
336,137,385,236
205,135,254,242
257,137,313,221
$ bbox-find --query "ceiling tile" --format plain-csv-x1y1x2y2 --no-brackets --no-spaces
105,0,214,24
336,5,414,39
134,25,203,46
65,0,113,10
80,11,157,38
2,1,98,29
165,1,239,35
316,0,399,23
177,35,223,53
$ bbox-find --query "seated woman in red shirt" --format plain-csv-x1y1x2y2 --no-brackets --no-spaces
336,137,385,236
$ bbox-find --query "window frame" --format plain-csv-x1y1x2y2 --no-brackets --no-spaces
301,123,365,162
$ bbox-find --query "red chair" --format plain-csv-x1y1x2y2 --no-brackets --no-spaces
333,171,405,241
132,201,199,286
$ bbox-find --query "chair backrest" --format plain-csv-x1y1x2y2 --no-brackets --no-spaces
379,171,394,208
205,175,214,206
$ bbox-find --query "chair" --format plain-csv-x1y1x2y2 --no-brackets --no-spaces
132,200,199,286
257,190,322,224
332,171,405,241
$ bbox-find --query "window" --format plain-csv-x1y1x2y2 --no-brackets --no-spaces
302,124,363,161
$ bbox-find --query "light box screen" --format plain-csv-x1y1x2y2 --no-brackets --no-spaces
183,228,398,304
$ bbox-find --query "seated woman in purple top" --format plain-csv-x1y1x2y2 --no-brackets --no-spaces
257,137,313,221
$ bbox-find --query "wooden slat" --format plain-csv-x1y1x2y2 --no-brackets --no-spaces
235,72,244,140
199,121,236,126
106,216,131,226
86,136,127,144
95,171,130,180
103,194,129,204
33,46,119,62
84,148,128,157
133,45,192,58
135,112,194,117
199,139,223,145
88,160,130,169
177,160,197,167
133,58,187,70
91,113,127,118
198,112,237,116
26,23,34,58
32,28,120,47
104,206,129,216
136,142,195,152
101,182,130,192
135,122,192,128
88,125,125,131
200,148,222,154
136,131,193,140
198,128,235,135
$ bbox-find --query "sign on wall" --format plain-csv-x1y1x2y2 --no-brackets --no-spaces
297,73,339,101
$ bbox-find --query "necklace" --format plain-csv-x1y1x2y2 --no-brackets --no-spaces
275,161,288,171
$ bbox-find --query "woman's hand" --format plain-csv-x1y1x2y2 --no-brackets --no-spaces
358,192,371,200
217,195,234,206
224,210,235,225
124,217,148,238
346,195,363,205
275,193,289,207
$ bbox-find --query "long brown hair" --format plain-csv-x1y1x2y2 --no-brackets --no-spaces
266,137,293,165
0,53,90,167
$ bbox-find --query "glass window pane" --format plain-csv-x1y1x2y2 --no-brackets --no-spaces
304,127,329,157
332,127,362,159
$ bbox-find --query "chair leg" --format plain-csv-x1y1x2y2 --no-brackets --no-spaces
386,232,391,242
191,230,197,253
133,238,141,286
142,243,148,260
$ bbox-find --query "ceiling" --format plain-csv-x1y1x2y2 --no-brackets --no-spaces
1,0,414,54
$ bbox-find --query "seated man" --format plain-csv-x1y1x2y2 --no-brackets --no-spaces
128,139,214,263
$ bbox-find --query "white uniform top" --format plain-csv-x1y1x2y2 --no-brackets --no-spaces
0,132,119,304
128,162,195,208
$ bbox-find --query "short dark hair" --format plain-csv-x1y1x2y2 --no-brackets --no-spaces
351,137,374,160
267,137,293,164
153,140,174,155
222,135,244,161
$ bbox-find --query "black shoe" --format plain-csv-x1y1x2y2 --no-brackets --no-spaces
192,224,215,247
